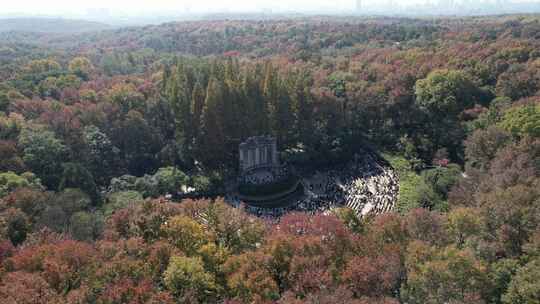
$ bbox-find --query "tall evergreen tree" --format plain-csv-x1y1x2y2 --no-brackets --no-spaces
242,67,268,136
291,72,314,146
198,77,226,168
191,81,206,142
168,75,192,165
275,85,295,146
263,62,280,141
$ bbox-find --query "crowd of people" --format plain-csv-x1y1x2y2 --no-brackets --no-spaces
225,194,336,219
226,153,399,219
339,154,399,216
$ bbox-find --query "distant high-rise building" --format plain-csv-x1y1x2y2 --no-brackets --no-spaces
438,0,455,9
356,0,362,11
85,8,111,19
388,0,397,11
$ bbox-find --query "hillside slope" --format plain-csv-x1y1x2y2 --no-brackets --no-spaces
0,17,112,33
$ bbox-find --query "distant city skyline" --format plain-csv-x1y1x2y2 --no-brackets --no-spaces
1,0,540,22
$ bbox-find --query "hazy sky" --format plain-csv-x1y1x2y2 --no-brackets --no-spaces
1,0,538,15
1,0,418,15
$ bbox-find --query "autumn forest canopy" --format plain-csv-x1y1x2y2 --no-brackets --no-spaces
0,15,539,304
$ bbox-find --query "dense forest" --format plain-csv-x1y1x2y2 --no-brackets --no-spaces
0,15,539,303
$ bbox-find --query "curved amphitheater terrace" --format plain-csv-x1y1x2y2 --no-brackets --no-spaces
226,150,399,219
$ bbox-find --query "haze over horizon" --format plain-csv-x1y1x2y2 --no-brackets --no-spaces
2,0,540,18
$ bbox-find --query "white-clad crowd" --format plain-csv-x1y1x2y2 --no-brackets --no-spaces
227,153,399,219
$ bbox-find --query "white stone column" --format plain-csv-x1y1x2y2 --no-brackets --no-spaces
272,143,278,165
255,147,260,167
239,149,244,171
248,149,252,169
